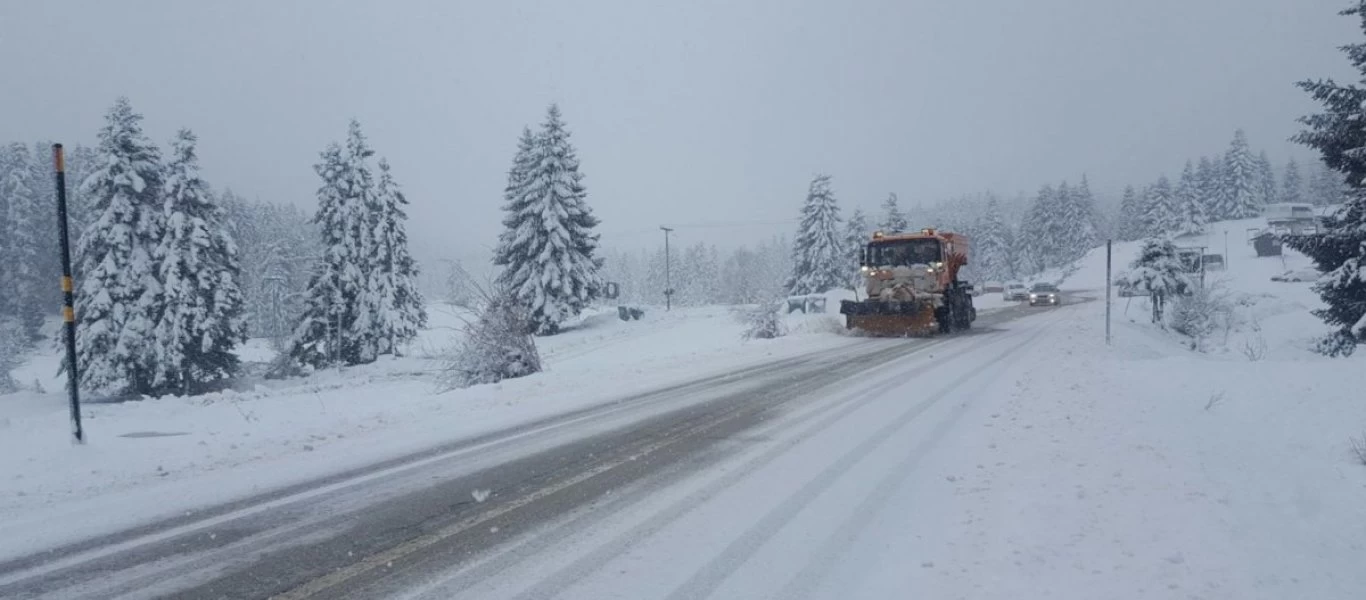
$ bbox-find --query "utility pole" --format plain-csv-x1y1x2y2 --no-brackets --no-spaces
1105,239,1112,346
1223,229,1229,267
52,144,84,444
660,226,674,311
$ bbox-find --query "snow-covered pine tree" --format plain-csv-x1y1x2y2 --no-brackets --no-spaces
286,143,363,369
704,245,724,304
65,144,100,244
1116,237,1191,322
1056,177,1099,262
1116,184,1143,241
340,121,383,361
1220,129,1263,219
879,192,908,233
0,142,51,338
493,105,604,335
1174,160,1206,236
73,97,166,396
0,144,48,337
843,207,871,288
1255,151,1278,206
786,175,845,295
1193,156,1221,220
1074,175,1102,249
0,146,14,323
1282,0,1366,355
720,246,759,304
642,246,668,305
152,129,247,394
1307,160,1348,207
1140,176,1179,238
1283,158,1304,205
1018,184,1059,274
444,258,477,308
974,195,1013,281
364,158,427,355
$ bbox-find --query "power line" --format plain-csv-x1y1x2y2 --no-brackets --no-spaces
598,217,799,239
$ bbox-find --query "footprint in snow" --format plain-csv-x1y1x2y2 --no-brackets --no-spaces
472,489,492,503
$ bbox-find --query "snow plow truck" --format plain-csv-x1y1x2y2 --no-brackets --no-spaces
839,228,976,336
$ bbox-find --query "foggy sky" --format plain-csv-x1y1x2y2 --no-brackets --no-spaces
1,0,1356,263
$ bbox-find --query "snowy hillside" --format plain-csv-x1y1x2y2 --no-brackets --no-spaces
848,218,1366,598
1055,217,1335,357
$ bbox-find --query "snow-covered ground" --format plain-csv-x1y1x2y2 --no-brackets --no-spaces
4,221,1365,599
402,225,1366,600
0,294,860,560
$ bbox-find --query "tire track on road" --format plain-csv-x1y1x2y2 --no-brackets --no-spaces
451,324,1037,600
659,313,1060,600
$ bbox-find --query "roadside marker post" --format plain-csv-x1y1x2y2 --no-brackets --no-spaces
1105,239,1112,346
53,144,84,444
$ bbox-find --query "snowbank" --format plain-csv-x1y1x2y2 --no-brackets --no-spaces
911,292,1366,598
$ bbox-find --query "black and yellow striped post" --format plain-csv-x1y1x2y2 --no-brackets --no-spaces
53,144,83,444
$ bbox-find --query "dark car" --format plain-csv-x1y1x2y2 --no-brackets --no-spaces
1028,282,1061,306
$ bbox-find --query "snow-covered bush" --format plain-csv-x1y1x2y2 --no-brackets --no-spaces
0,319,22,393
735,300,787,340
440,286,542,390
1115,238,1192,323
1168,285,1233,351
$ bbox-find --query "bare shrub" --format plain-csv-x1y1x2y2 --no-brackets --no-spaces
1351,434,1366,466
735,299,787,341
1204,391,1226,411
1241,334,1267,361
440,282,542,390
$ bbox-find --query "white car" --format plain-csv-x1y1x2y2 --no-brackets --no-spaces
1003,283,1028,301
1271,268,1320,283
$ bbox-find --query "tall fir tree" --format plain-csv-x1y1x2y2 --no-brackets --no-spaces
879,192,908,233
786,174,846,295
1173,160,1206,236
974,195,1013,281
493,104,604,335
1074,175,1102,246
1056,176,1099,262
1193,156,1221,220
1283,158,1304,205
1140,176,1179,237
364,158,427,355
1219,129,1263,219
1307,160,1348,206
843,207,871,288
287,142,363,368
1255,151,1279,206
1116,184,1143,241
1282,0,1366,355
152,129,247,393
342,121,380,362
0,146,16,323
1019,184,1060,274
72,97,166,395
1,143,47,339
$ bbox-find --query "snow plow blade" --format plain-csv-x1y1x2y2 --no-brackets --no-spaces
840,300,938,337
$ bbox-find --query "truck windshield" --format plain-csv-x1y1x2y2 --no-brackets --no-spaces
866,239,941,267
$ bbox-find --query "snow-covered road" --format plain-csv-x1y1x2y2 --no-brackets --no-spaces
389,306,1068,600
0,302,1059,599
